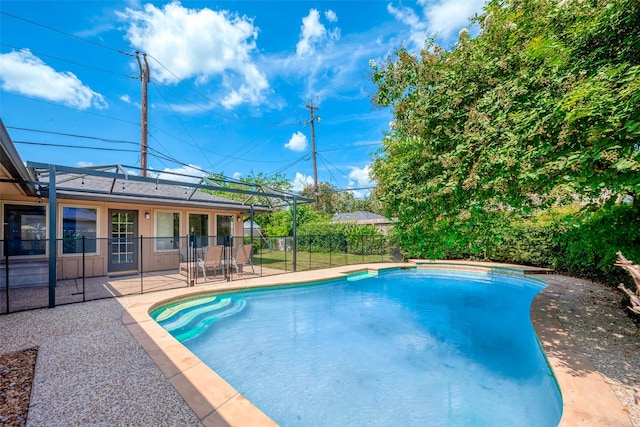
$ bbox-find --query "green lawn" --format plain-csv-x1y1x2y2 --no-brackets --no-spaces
253,248,395,272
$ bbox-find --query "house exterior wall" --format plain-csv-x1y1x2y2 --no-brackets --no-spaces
1,191,245,278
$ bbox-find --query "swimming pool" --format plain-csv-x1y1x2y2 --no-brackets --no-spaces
151,268,563,426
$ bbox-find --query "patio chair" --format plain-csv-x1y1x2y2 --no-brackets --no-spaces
231,244,254,274
179,246,202,276
197,245,224,281
178,246,193,276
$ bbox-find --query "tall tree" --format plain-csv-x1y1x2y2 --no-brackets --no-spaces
371,0,639,254
299,182,386,215
300,182,355,215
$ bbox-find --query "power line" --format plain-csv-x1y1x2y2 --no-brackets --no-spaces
6,126,140,145
13,140,140,153
148,79,220,171
211,104,307,171
317,152,351,189
0,43,137,79
315,76,369,99
316,154,341,189
147,54,300,127
149,77,242,122
5,93,140,127
268,154,311,176
0,11,135,57
11,139,259,189
318,142,382,153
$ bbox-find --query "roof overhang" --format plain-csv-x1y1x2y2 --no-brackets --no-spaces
0,120,37,195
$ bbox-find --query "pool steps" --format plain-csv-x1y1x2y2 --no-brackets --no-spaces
346,271,378,281
153,296,247,342
153,295,218,322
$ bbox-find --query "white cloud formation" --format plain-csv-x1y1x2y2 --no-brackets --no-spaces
232,171,242,180
118,1,269,107
348,165,373,187
387,3,430,48
292,172,313,193
0,49,107,109
348,165,373,198
423,0,485,38
284,131,308,152
77,161,94,168
325,10,338,23
296,8,340,56
153,164,207,184
388,0,485,47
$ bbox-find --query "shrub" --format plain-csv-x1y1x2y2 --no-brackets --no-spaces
297,222,386,255
395,203,640,288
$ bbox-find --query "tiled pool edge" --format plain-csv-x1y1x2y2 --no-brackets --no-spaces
122,264,408,426
121,262,633,427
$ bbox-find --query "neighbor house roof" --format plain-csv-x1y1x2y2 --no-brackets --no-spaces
332,211,389,222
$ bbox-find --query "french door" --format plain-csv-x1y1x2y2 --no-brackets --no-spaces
108,210,138,273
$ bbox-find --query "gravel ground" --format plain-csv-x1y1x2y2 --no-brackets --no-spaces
0,296,203,427
0,272,638,426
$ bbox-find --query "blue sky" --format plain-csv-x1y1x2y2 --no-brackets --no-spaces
0,0,485,196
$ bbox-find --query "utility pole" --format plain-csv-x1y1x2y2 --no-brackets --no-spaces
136,52,150,177
305,100,320,210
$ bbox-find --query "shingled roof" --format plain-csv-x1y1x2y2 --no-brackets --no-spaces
332,211,388,222
26,162,311,212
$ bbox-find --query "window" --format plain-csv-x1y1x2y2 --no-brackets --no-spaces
156,212,180,250
4,204,47,256
216,215,233,246
62,206,98,254
188,213,208,247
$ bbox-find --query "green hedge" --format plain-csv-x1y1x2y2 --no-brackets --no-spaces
555,204,640,286
297,222,387,255
400,204,640,288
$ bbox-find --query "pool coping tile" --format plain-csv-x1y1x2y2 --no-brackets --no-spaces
122,262,634,427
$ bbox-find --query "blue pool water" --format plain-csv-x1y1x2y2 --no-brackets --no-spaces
151,269,563,426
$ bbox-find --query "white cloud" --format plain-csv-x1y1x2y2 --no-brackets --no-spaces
388,0,486,48
296,8,340,57
349,165,375,199
424,0,485,38
348,165,372,187
348,165,373,198
153,164,207,184
118,1,269,106
0,49,107,110
120,94,132,103
325,10,338,23
232,171,242,180
77,161,94,168
292,172,313,193
386,3,428,48
285,131,308,152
